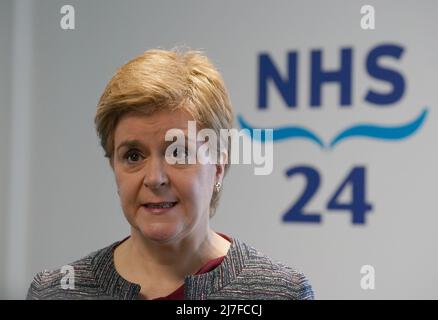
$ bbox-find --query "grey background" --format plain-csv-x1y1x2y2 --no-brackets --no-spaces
1,0,437,299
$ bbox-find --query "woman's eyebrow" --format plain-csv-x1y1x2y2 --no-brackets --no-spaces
165,129,198,143
116,139,144,152
117,132,200,152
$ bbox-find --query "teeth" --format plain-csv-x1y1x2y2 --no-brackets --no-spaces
145,202,175,209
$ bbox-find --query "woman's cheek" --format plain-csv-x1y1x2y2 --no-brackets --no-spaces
116,183,131,212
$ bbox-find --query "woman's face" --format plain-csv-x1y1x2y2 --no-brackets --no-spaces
112,109,223,244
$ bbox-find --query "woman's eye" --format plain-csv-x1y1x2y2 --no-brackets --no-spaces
124,150,143,163
172,146,188,159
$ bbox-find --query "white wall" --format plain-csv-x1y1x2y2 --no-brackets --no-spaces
0,0,13,300
1,0,438,299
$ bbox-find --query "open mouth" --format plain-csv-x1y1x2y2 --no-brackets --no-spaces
143,202,178,209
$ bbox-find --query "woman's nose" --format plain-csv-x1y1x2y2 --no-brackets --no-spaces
143,156,169,190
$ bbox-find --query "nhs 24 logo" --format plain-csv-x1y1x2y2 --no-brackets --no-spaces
238,44,428,225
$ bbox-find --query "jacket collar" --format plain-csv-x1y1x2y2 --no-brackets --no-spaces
184,237,250,299
91,236,250,300
91,237,140,299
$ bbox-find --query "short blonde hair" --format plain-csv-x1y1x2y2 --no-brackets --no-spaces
95,48,234,217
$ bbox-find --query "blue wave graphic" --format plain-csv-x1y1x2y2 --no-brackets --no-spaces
329,108,428,148
237,107,428,149
237,115,325,148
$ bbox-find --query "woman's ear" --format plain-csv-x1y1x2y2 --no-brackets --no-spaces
215,150,227,182
215,164,224,181
215,165,225,185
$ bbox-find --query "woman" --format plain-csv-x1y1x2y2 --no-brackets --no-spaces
27,48,314,300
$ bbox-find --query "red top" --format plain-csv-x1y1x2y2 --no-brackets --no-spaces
138,233,231,300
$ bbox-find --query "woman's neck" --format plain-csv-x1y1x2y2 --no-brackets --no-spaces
114,228,231,286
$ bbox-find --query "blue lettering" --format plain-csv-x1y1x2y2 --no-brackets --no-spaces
310,48,352,107
258,52,298,109
365,44,405,105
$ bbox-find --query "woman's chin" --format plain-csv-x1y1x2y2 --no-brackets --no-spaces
137,223,183,244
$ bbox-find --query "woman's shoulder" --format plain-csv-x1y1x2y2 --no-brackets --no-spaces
26,241,118,300
230,239,315,300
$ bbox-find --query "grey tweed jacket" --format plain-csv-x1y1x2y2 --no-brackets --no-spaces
26,237,314,300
